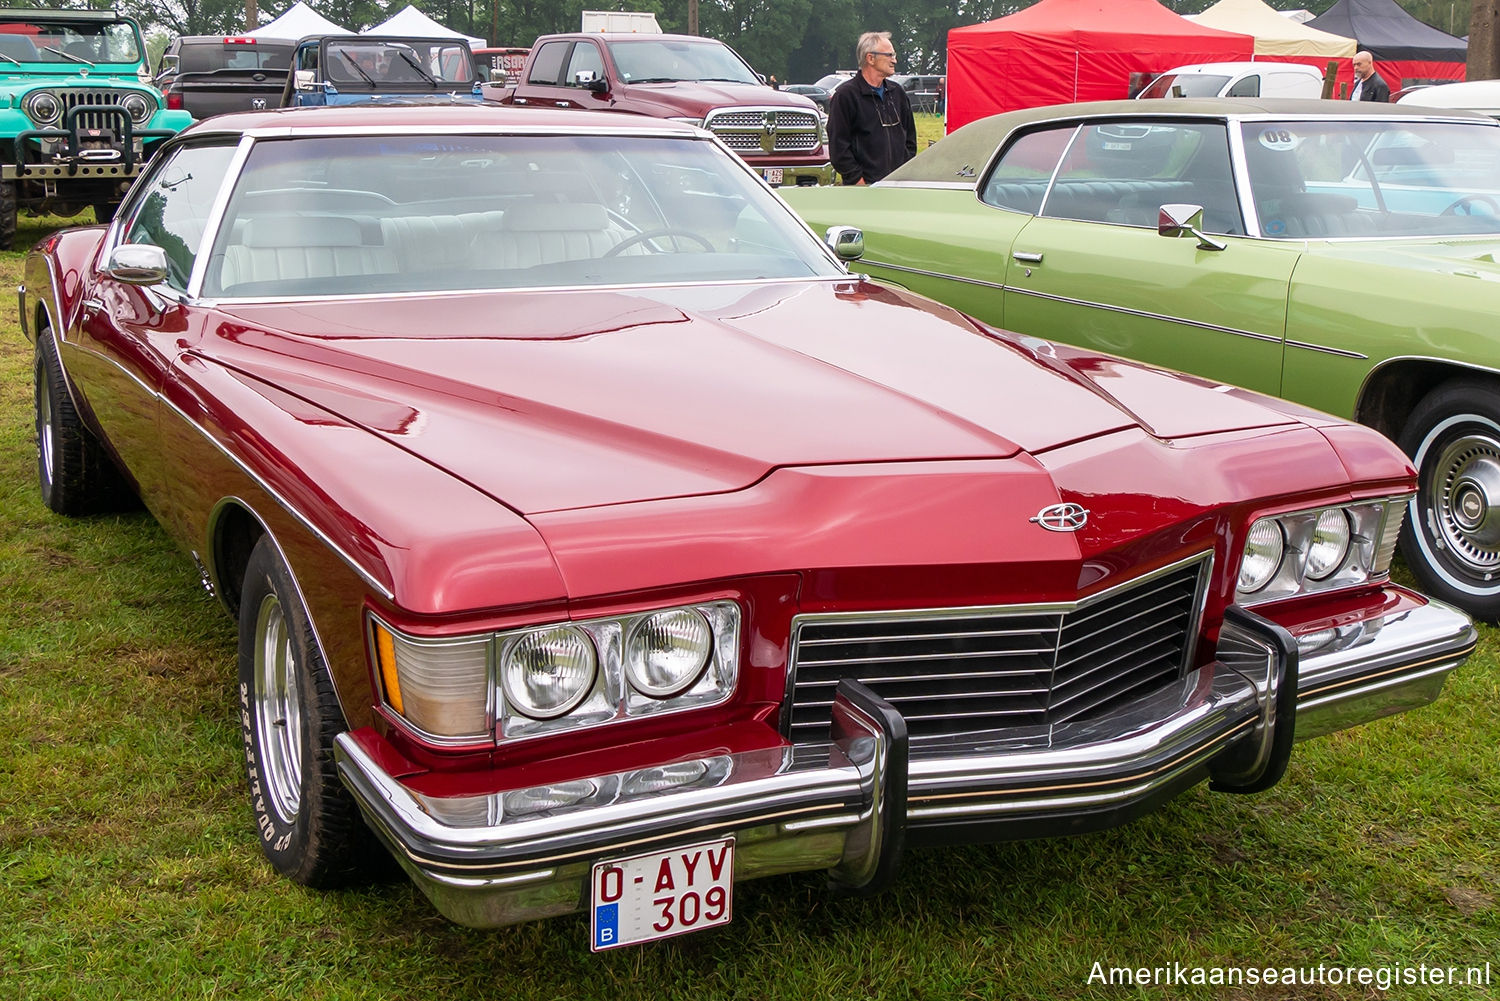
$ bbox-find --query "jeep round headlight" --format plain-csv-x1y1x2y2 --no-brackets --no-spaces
625,608,712,698
121,92,153,124
1306,509,1352,580
24,91,61,125
1239,518,1285,593
501,625,597,719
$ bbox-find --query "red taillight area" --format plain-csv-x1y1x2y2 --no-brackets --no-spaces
166,92,183,110
223,36,256,44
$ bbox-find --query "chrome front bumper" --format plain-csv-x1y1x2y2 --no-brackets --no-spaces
334,597,1474,929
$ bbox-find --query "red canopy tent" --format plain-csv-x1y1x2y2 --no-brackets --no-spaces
946,0,1255,130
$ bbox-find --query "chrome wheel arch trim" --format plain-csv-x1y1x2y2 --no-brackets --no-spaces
210,494,352,725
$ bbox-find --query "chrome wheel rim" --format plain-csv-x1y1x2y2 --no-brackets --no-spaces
1427,431,1500,575
37,365,55,486
253,592,303,823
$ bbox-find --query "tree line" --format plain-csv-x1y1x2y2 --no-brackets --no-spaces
20,0,1489,84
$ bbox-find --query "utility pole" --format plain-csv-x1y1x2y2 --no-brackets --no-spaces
688,0,698,36
245,0,258,33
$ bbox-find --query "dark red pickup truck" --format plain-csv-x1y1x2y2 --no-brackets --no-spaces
488,32,833,186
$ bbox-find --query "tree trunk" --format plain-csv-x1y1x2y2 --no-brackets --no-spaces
245,0,258,33
1471,0,1500,81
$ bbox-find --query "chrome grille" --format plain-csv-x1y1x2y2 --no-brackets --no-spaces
786,556,1209,741
58,90,131,131
704,107,821,155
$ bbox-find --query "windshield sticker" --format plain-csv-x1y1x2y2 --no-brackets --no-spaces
1257,128,1300,151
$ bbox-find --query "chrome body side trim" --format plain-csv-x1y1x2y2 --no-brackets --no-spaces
1285,339,1369,360
1006,286,1284,344
161,392,394,599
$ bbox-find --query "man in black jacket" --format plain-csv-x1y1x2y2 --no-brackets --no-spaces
1350,51,1390,102
827,32,918,186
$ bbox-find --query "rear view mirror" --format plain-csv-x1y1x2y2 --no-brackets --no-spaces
294,69,316,90
106,245,170,286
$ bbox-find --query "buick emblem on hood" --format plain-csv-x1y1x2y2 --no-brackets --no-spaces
1030,503,1089,532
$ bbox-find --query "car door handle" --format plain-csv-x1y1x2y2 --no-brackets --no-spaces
513,97,528,104
1012,252,1044,264
554,101,570,107
82,296,104,315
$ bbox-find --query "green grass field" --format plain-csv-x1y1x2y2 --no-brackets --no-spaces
1,209,1496,1000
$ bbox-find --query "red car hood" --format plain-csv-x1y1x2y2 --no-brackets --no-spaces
208,280,1296,514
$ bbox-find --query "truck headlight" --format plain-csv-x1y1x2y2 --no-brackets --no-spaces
23,91,61,126
1235,497,1408,605
121,92,154,124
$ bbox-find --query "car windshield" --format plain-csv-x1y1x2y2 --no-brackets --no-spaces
1138,74,1230,99
325,39,475,85
0,18,142,65
606,38,758,84
1239,119,1500,238
200,133,841,298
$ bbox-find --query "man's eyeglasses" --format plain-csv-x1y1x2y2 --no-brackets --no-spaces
871,51,896,59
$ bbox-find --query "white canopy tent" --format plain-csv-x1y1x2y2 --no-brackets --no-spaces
363,5,484,49
247,1,349,39
1189,0,1355,58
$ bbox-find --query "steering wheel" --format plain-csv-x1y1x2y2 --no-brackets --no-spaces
1440,193,1500,217
603,228,715,257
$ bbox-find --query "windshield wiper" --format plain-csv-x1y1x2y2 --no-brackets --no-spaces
0,52,18,66
698,77,752,83
395,50,437,84
339,54,375,85
629,77,679,83
42,46,94,67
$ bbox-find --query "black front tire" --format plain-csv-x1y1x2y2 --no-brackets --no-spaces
238,534,378,887
34,332,136,516
1398,378,1500,621
0,180,16,251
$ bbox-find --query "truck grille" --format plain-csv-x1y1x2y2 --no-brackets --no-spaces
704,107,821,156
785,556,1210,742
56,90,135,131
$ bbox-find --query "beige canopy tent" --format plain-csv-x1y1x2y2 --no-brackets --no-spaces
1190,0,1355,58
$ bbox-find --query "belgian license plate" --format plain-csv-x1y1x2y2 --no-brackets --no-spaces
762,167,784,185
590,837,734,950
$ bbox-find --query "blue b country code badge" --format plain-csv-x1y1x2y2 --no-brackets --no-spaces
590,837,734,950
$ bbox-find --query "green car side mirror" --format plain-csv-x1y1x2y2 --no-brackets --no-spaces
824,225,864,262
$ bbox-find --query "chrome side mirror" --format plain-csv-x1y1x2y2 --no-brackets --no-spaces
1158,203,1226,252
824,225,864,262
106,244,169,286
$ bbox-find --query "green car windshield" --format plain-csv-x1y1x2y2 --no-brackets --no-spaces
0,17,142,66
1241,119,1500,238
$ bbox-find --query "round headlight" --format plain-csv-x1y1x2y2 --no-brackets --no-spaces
1306,509,1352,580
1239,518,1285,593
501,625,597,719
121,92,153,124
24,91,61,125
625,608,712,698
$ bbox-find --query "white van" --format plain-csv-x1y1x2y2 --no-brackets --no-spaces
1137,62,1326,99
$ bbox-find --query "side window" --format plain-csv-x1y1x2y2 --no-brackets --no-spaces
121,143,238,290
1226,75,1260,97
980,125,1074,215
1044,122,1241,234
527,41,570,85
565,41,604,86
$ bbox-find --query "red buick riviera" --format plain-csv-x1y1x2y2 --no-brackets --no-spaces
20,106,1475,948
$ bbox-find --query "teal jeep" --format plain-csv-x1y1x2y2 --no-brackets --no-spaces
0,8,192,248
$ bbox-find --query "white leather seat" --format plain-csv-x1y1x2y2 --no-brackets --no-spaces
219,216,396,290
380,211,506,272
471,202,629,269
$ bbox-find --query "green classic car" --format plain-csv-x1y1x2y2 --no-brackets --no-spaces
0,7,192,248
782,98,1500,620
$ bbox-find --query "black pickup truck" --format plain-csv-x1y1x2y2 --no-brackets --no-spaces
155,35,293,118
